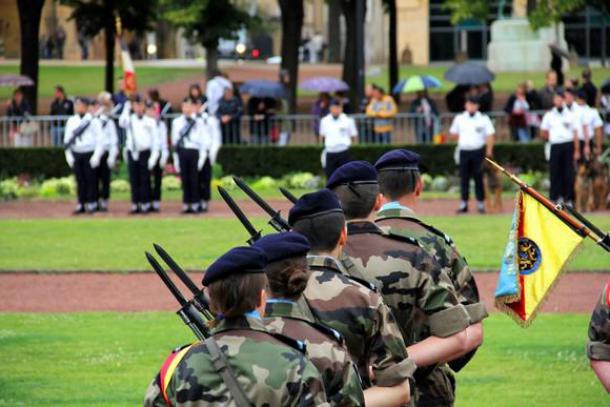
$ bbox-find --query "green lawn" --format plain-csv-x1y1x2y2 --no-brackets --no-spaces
0,312,604,406
0,214,608,271
0,65,202,100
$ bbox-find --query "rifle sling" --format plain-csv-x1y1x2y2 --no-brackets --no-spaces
64,120,91,150
204,337,251,407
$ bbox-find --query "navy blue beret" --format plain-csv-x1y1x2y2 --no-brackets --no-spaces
253,232,310,263
288,189,343,226
326,161,378,189
375,149,420,171
202,246,267,286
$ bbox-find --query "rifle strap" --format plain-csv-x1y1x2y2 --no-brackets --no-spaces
204,337,251,407
64,120,91,150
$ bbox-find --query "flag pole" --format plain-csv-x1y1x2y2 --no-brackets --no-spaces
485,157,610,252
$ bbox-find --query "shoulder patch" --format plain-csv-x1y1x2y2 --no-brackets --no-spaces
269,332,308,354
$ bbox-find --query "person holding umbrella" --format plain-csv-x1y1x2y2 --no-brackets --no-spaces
449,95,495,214
399,75,442,144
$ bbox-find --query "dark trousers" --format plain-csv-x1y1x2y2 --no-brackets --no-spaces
325,150,352,179
73,151,96,205
459,148,485,202
178,148,200,204
549,141,575,203
95,151,110,201
198,158,212,201
152,162,163,202
220,121,241,145
127,150,151,205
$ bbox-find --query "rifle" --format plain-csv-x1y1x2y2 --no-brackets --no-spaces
486,158,610,252
153,243,215,321
233,176,291,232
279,187,298,204
145,251,211,340
217,186,262,245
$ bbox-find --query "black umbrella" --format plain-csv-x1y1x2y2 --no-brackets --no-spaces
240,80,285,99
444,62,495,85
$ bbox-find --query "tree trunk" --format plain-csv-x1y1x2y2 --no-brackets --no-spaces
103,0,116,94
340,0,362,107
279,0,304,113
327,0,342,63
205,44,219,79
17,0,45,114
387,0,399,103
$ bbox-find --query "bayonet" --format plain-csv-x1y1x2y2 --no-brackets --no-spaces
279,187,298,204
233,176,291,232
217,186,262,245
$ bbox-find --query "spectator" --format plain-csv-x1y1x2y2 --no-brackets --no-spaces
477,83,494,113
55,26,66,59
359,84,374,143
504,83,532,143
580,68,598,107
335,90,353,114
312,92,331,138
248,97,275,145
188,83,205,103
409,89,438,144
445,84,468,113
205,70,232,116
147,89,172,115
216,86,243,144
77,29,89,60
537,70,558,110
50,85,74,146
319,99,357,178
366,85,397,144
5,88,31,117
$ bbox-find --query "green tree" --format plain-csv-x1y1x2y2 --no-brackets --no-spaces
17,0,45,113
161,0,254,79
61,0,157,93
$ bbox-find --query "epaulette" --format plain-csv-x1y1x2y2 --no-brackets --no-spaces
270,332,308,354
306,320,345,345
406,217,454,246
378,226,423,248
347,275,378,292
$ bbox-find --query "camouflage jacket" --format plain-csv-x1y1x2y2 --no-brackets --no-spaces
587,281,610,361
302,254,417,389
143,315,328,407
265,298,365,406
376,206,488,324
343,221,471,346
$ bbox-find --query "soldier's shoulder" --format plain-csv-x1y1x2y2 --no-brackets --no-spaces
377,224,423,248
410,218,455,246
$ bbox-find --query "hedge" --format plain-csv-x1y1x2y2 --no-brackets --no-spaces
0,143,565,179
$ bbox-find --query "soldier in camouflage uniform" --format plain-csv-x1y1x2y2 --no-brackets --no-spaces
373,150,487,406
587,281,610,392
327,161,482,406
143,246,328,407
288,189,416,407
253,231,365,406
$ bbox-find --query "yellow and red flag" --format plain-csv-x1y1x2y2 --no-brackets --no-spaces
495,191,585,325
119,37,137,94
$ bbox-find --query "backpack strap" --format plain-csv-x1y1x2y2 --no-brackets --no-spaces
204,337,252,407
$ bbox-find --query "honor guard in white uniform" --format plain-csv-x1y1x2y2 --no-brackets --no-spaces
196,110,221,212
64,97,104,214
319,99,358,178
119,95,159,214
449,95,495,214
576,90,604,156
171,97,205,213
540,90,579,205
94,92,119,212
146,101,170,212
564,89,589,161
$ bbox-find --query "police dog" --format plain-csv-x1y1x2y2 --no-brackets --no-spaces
576,153,610,212
574,160,593,212
483,160,503,214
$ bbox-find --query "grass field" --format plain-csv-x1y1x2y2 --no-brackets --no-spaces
0,65,202,100
0,312,604,406
1,214,609,271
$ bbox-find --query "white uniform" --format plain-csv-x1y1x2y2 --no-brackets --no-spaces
565,103,588,142
205,76,232,116
540,107,577,144
119,102,159,162
155,120,170,167
64,113,104,167
449,111,495,151
197,113,222,164
171,115,203,151
584,105,604,133
97,114,119,167
319,113,357,153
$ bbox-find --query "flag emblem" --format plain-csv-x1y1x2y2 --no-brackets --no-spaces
517,238,541,275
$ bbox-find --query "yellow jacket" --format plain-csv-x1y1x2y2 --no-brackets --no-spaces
366,95,397,133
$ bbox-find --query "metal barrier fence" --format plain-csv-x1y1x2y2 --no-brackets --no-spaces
0,110,597,148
